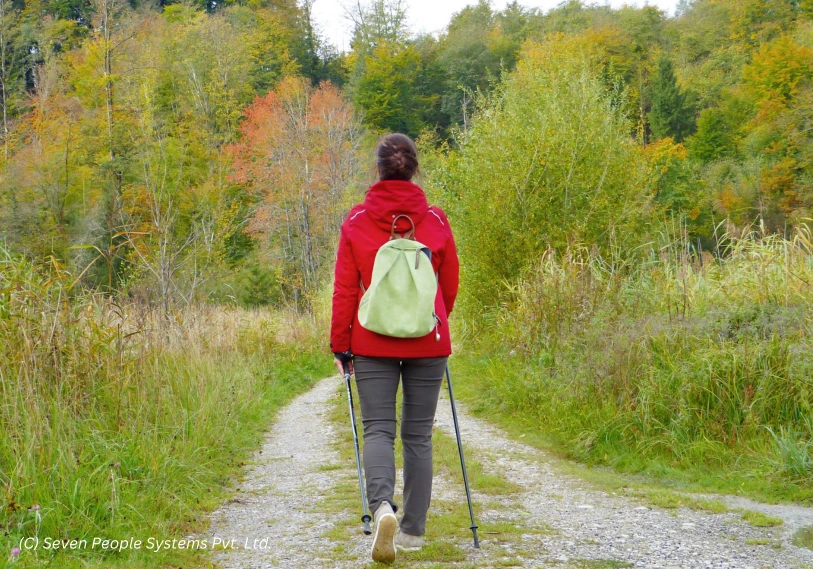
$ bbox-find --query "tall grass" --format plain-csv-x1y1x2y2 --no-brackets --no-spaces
0,246,333,568
456,223,813,502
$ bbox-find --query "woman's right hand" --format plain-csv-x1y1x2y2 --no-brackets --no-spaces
333,352,354,377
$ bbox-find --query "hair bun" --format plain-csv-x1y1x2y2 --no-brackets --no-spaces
376,134,419,181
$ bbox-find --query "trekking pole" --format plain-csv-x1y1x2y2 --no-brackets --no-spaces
445,364,480,548
344,364,372,535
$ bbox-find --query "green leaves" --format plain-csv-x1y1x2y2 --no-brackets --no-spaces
351,42,430,135
429,40,651,314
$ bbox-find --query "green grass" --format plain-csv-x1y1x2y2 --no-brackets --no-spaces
792,525,813,550
451,347,813,505
6,343,331,569
740,510,783,527
432,426,523,496
0,254,334,569
449,230,813,506
746,537,782,549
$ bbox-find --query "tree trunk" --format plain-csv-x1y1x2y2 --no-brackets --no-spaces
99,0,121,193
0,0,11,164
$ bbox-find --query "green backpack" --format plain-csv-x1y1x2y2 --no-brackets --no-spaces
358,215,439,339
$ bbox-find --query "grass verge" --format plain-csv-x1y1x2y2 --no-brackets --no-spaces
449,231,813,506
0,258,333,569
449,350,813,506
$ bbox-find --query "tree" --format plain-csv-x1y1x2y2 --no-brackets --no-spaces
429,39,651,314
742,34,813,108
229,77,363,307
346,0,409,57
728,0,797,46
436,1,500,128
648,55,696,142
92,0,128,191
0,0,17,163
352,42,430,135
687,107,734,162
290,0,346,86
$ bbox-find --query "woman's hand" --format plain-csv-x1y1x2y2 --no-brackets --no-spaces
333,352,354,377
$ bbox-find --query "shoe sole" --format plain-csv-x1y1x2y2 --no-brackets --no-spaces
371,512,397,563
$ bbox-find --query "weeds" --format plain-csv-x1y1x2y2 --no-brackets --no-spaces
766,427,813,480
792,525,813,550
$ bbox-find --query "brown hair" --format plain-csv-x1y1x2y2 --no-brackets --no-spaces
376,133,419,181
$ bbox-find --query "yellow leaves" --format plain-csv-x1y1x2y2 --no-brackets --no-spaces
162,4,205,25
643,137,688,178
760,156,797,200
718,185,741,212
728,0,799,47
520,34,590,72
742,34,813,108
243,8,299,88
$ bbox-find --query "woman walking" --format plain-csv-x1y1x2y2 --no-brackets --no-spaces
330,133,460,563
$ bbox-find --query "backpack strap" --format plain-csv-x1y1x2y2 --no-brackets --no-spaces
390,214,416,240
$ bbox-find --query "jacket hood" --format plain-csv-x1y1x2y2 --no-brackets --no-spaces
363,180,429,234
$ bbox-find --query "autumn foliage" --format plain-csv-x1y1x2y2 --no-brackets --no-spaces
229,77,363,306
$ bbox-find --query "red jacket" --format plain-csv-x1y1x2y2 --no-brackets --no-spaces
330,179,460,358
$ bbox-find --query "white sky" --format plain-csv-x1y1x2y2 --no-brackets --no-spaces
311,0,681,53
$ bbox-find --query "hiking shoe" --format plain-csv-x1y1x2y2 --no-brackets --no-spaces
371,502,397,563
394,530,424,552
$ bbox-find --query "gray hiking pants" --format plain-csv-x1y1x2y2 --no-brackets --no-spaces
353,355,448,536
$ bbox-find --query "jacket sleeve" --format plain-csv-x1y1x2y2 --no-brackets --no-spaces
437,215,460,316
330,218,360,353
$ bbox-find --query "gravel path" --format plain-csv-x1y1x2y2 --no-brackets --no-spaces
208,376,813,568
207,377,346,569
433,392,813,568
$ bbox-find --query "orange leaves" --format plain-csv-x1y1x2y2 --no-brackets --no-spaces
229,77,357,203
717,185,742,213
227,76,362,298
760,156,797,197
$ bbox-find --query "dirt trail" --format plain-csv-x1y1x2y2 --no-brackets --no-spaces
207,376,813,568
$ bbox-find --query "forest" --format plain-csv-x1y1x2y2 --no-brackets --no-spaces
3,0,813,566
1,0,811,305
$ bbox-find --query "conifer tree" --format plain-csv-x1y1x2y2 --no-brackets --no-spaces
648,55,695,142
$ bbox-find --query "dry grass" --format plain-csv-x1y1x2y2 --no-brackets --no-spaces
0,246,333,569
